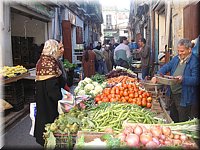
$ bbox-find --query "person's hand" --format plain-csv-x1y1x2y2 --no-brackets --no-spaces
174,75,183,83
151,76,157,84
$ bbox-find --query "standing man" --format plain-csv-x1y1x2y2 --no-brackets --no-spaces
152,38,199,122
114,36,132,69
138,38,151,80
103,44,113,72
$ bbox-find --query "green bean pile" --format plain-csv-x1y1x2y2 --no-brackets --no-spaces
82,102,164,134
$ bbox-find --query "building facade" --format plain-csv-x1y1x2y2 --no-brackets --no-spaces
0,0,103,67
101,6,129,44
129,0,200,75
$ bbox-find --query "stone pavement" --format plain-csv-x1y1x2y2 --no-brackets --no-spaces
2,114,42,149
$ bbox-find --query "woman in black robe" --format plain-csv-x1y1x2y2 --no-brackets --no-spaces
34,39,65,146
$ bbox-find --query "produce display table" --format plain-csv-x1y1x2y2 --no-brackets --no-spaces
43,67,198,149
3,72,30,84
3,72,30,111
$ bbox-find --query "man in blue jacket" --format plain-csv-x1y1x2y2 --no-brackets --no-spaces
152,38,199,122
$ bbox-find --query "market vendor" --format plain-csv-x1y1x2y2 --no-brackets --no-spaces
34,39,67,146
151,38,200,122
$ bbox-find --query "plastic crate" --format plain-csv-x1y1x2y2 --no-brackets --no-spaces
54,133,77,149
12,101,24,111
22,79,36,103
4,81,25,111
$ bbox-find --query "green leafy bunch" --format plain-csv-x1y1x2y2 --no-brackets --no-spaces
63,59,77,69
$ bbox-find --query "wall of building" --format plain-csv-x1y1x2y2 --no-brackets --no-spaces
171,2,188,55
158,14,166,51
2,4,12,66
11,13,46,45
102,7,129,42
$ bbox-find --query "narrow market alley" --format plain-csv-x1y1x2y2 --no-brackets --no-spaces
2,114,42,149
0,0,199,149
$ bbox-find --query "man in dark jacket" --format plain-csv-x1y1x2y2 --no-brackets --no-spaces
138,38,151,79
152,38,200,122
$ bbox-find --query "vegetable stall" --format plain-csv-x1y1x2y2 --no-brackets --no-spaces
0,65,30,111
43,66,199,149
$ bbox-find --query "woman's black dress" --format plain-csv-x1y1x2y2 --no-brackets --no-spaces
34,77,62,146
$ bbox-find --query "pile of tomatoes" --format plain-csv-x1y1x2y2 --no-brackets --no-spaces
95,82,153,108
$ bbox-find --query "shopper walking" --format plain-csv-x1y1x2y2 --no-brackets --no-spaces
34,39,65,146
93,47,108,75
82,46,96,78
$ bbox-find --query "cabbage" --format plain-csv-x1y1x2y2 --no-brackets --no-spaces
92,81,99,86
78,90,86,96
84,84,94,92
78,80,85,87
83,77,93,84
94,85,103,93
89,90,98,97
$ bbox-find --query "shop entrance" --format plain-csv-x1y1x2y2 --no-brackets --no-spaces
11,8,47,68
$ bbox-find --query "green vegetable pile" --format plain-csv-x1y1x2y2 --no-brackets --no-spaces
91,73,106,84
44,106,87,149
81,102,164,134
63,59,77,70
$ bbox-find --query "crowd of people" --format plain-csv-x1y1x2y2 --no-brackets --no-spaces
82,36,148,79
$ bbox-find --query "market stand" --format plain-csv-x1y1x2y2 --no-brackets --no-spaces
3,72,30,111
42,66,198,149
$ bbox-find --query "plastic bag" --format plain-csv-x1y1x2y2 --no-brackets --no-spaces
29,102,37,136
0,99,13,112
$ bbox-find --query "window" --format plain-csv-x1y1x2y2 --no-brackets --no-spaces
106,14,112,29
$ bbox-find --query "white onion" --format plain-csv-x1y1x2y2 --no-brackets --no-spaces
126,133,140,147
134,125,143,136
152,137,160,145
162,126,171,136
180,134,188,141
164,140,172,146
159,134,166,140
150,126,162,137
173,139,182,146
140,133,153,145
116,133,126,142
123,127,133,135
173,134,180,140
145,141,159,148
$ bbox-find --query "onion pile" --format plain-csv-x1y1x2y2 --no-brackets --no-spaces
117,124,192,148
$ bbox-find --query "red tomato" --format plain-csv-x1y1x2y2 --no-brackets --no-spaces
146,102,152,108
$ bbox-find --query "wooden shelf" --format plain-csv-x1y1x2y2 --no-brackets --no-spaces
3,72,30,84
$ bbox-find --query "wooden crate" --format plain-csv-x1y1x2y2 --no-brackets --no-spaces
53,133,77,149
155,74,177,85
151,98,173,124
74,131,107,149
